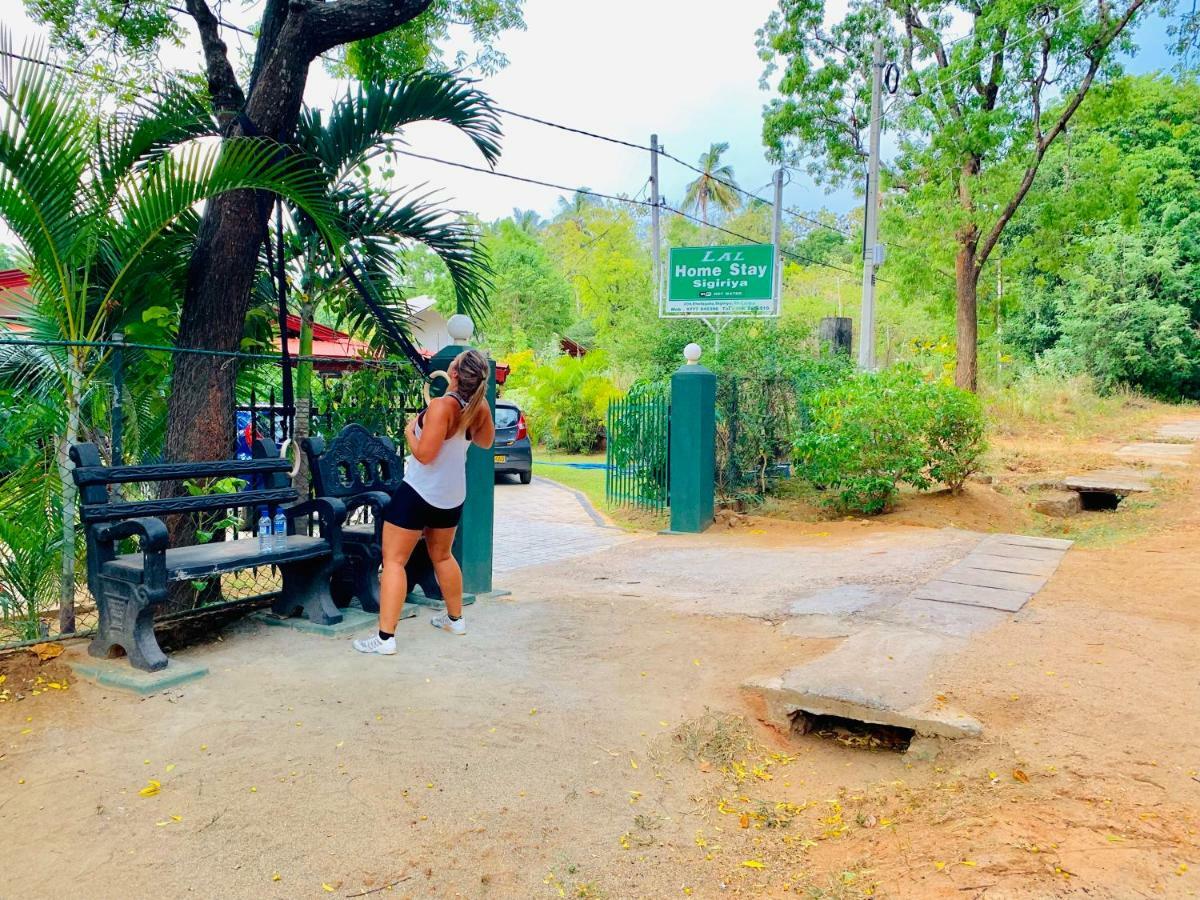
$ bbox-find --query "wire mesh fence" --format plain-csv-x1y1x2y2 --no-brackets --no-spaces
715,376,807,506
0,336,423,650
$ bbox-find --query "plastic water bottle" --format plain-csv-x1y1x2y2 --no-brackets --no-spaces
258,511,271,554
273,509,287,551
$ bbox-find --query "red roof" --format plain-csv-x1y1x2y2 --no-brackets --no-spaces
0,269,32,329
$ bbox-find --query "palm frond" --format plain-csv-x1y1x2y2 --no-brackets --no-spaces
294,73,502,186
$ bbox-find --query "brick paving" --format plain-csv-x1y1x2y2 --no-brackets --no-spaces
492,477,629,574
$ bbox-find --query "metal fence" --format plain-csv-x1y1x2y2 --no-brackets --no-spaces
715,376,806,504
0,336,423,650
605,383,670,511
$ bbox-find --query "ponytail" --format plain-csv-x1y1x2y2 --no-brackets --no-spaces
452,349,490,436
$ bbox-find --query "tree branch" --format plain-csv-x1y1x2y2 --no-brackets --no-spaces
184,0,245,122
975,0,1149,271
303,0,436,57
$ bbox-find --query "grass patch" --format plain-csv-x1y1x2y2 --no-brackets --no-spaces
531,451,665,531
650,709,758,769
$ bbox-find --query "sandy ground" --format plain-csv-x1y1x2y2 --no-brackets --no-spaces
2,421,1199,899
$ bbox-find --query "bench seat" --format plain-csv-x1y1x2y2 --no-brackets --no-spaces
101,536,330,583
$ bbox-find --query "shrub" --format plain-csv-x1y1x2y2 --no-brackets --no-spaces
794,367,987,513
502,350,620,453
921,386,987,493
794,368,931,514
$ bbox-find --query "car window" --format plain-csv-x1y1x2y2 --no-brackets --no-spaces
495,407,519,428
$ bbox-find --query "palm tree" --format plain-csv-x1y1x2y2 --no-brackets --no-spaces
682,142,741,230
511,208,543,234
277,74,500,492
0,40,337,632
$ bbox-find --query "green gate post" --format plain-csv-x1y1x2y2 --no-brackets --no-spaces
427,315,495,595
669,343,716,533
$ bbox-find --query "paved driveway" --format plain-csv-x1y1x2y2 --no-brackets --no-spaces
492,476,629,574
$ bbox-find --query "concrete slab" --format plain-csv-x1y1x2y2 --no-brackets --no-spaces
405,590,476,609
1061,472,1152,494
869,596,1009,637
252,606,408,636
780,614,857,639
1115,442,1192,463
742,625,981,738
938,564,1046,593
912,579,1031,612
987,534,1074,551
788,585,887,617
966,553,1060,577
69,655,208,695
973,539,1065,561
1156,422,1200,440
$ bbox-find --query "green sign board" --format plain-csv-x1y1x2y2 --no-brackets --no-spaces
665,243,777,316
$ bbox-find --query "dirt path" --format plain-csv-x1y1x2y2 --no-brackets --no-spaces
2,420,1198,898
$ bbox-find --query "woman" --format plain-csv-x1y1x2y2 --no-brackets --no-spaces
354,349,495,654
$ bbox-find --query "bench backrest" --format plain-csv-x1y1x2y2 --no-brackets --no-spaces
302,423,403,500
69,440,298,525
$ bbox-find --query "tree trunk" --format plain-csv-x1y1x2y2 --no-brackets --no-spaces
954,240,980,392
56,359,82,635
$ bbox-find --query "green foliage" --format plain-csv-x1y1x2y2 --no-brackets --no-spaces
922,386,987,493
337,0,525,80
1007,227,1200,398
795,368,986,513
0,513,61,641
476,219,572,355
682,142,742,226
504,351,620,453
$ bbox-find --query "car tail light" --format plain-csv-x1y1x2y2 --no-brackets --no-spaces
516,413,527,442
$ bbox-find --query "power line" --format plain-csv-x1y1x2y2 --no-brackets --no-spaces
496,108,653,153
390,148,657,209
660,202,863,277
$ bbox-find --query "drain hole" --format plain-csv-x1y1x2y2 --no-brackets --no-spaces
790,711,915,752
1079,490,1121,511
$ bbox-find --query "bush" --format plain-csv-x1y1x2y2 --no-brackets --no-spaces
502,350,620,453
794,368,987,513
922,386,987,493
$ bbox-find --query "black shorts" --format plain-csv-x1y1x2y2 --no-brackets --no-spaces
381,481,463,531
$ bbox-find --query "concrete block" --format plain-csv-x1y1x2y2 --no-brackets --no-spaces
972,539,1065,561
988,534,1073,551
912,579,1031,612
69,655,208,695
966,553,1060,577
1033,491,1082,518
253,606,410,636
938,564,1046,593
1060,472,1152,494
871,597,1009,637
742,625,981,739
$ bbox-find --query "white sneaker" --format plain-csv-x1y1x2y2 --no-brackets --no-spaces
430,612,466,635
353,634,397,655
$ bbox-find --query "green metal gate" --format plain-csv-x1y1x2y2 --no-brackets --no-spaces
605,383,669,511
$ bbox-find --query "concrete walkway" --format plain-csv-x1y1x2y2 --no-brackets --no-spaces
492,476,628,575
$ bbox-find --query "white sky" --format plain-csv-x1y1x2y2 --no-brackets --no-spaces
1,0,857,232
0,0,1177,240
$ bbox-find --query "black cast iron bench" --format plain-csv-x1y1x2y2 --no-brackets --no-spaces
302,423,444,612
69,439,346,671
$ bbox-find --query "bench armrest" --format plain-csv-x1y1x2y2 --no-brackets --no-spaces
345,490,392,540
96,516,168,587
285,497,347,557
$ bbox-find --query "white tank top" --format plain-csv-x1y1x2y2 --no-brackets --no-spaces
403,393,471,509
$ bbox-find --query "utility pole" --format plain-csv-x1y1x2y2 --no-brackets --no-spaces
859,37,884,371
650,134,662,314
770,168,784,312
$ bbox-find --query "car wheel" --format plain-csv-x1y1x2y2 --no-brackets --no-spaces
519,470,532,485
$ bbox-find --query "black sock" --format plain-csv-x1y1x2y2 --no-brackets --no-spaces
448,613,461,622
378,629,393,641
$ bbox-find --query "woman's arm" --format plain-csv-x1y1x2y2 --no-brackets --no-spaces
470,403,496,449
408,399,454,464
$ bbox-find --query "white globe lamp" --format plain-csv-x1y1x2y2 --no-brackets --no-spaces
683,343,703,365
447,314,474,343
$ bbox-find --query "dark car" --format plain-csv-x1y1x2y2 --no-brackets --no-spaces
493,400,532,484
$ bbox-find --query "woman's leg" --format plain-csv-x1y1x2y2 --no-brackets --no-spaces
424,526,463,619
379,522,423,633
